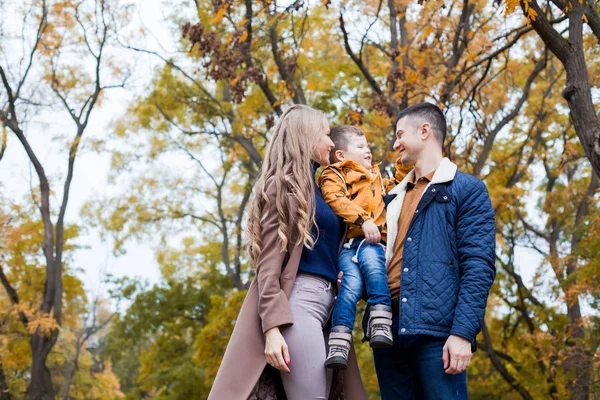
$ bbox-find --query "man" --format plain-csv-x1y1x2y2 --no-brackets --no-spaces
369,103,496,399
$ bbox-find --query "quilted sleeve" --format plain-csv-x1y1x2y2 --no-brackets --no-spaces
450,178,496,343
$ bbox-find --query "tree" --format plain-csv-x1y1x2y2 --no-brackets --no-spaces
102,269,231,399
466,51,600,399
86,0,599,398
0,194,124,399
499,0,600,181
0,0,130,397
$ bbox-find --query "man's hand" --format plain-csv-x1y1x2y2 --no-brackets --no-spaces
264,327,291,373
361,220,381,244
443,335,472,375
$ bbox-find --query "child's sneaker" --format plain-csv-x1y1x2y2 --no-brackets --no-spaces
325,327,352,369
368,305,393,348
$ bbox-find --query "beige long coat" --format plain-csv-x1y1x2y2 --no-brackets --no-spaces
207,178,367,400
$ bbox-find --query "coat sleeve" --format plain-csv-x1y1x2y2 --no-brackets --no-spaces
255,178,294,334
450,179,496,343
319,168,370,227
383,158,412,193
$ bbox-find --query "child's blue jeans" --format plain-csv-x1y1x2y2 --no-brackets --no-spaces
332,238,391,330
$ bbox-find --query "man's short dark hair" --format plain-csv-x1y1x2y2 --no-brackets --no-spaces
394,103,446,146
329,125,365,164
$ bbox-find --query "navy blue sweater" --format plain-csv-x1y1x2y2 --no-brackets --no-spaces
297,165,345,284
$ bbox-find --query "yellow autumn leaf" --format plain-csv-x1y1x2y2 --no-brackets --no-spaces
27,314,60,335
374,114,391,127
527,7,538,20
504,0,519,15
239,31,249,43
211,7,227,24
422,25,435,37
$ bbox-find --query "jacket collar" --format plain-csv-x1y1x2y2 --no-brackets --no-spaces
330,159,380,175
388,157,457,196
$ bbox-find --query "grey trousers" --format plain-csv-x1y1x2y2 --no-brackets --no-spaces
280,273,335,400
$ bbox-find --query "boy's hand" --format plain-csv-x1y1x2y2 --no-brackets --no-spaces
361,220,381,244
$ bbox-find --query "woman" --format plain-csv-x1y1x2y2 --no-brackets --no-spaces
208,105,367,400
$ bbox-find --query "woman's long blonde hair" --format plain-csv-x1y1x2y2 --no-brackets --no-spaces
247,104,329,265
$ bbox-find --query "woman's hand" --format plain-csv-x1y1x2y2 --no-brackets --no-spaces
264,327,291,373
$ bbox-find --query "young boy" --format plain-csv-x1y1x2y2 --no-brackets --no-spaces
319,125,409,369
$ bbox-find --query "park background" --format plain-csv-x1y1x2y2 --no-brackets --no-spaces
1,0,599,398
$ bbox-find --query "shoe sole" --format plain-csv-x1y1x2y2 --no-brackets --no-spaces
369,337,393,348
324,357,348,370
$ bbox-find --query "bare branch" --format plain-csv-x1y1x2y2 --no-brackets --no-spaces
14,0,47,101
461,15,566,77
0,264,29,327
243,0,282,116
0,360,11,400
339,13,383,96
473,53,547,176
516,211,550,241
549,0,600,42
269,21,306,105
118,43,223,112
481,322,535,400
0,124,6,162
520,0,570,62
358,0,384,61
571,171,599,248
448,0,475,70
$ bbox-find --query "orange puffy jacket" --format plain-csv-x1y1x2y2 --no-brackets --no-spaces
318,159,411,242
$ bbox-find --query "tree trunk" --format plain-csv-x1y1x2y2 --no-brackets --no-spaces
564,291,591,400
62,340,82,400
525,0,600,178
0,361,11,400
562,173,598,400
561,47,600,184
27,333,57,400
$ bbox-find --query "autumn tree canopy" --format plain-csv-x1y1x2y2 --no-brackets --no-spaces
1,0,599,399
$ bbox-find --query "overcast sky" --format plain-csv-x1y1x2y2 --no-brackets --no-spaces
0,0,188,294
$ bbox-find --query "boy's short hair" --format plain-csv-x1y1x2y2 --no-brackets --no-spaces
329,125,365,164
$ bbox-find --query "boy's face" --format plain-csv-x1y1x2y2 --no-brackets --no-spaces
337,134,372,169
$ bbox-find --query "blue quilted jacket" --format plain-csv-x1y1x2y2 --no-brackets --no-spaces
379,158,496,348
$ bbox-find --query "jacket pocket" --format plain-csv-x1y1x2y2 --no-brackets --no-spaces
418,261,458,328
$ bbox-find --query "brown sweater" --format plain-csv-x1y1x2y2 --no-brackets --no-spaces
387,169,435,299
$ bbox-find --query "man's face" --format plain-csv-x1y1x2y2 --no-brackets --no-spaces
338,134,372,169
393,117,423,165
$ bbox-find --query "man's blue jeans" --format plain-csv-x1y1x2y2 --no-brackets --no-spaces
331,239,390,330
373,312,468,400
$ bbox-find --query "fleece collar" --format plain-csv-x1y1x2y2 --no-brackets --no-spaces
384,157,458,264
388,157,457,196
